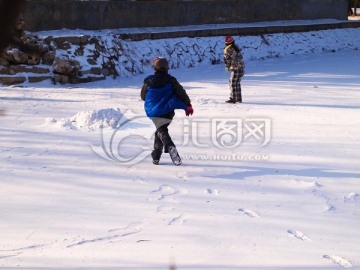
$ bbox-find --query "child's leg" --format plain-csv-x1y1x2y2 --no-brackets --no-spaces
232,70,243,102
151,112,175,163
156,123,175,153
229,71,234,99
157,123,181,165
151,132,163,162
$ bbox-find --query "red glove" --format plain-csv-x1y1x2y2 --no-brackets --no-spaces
186,105,193,116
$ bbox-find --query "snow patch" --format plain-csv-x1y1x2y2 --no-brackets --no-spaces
291,179,322,189
45,108,123,130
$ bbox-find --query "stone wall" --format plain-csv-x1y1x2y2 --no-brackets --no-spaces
2,26,360,86
23,0,348,31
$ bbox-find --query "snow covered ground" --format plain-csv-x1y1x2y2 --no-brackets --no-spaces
1,39,360,268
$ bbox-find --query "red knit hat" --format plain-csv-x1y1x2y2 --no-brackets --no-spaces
225,36,234,44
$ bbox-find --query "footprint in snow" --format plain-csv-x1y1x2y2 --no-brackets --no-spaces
67,221,145,248
174,171,188,179
149,185,179,201
157,205,175,214
344,192,359,202
324,203,336,212
323,255,352,268
133,176,148,184
0,253,20,259
168,215,189,226
205,188,220,195
287,230,312,241
197,98,218,106
108,220,145,234
0,244,46,259
238,208,259,218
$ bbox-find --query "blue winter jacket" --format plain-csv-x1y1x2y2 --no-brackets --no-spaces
142,73,189,118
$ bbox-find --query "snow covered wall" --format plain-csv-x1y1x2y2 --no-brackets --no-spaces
44,27,360,79
2,26,359,85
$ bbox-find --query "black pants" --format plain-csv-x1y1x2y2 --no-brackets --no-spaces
151,111,175,160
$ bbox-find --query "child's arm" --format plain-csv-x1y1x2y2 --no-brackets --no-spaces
171,77,191,106
140,83,148,101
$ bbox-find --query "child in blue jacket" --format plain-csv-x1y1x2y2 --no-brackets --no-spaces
140,57,193,165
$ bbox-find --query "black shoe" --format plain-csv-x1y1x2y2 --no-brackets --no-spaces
169,146,182,166
226,98,242,103
151,150,162,165
226,98,236,104
153,159,160,165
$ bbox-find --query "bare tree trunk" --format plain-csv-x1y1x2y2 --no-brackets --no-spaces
0,0,26,52
355,0,358,15
349,0,354,15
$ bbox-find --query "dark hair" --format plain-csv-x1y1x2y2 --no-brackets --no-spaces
232,43,240,53
153,57,169,71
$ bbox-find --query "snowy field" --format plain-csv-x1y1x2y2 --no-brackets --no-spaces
1,47,360,269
